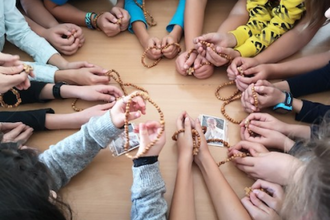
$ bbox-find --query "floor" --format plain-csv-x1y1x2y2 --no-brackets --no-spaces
3,0,330,219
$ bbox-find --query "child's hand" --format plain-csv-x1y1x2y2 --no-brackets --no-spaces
0,65,30,92
241,80,285,113
110,7,130,31
227,57,260,80
161,35,181,59
70,67,110,85
234,64,276,91
0,122,33,145
0,52,23,67
135,121,166,156
229,141,269,157
193,55,215,79
110,92,147,129
74,103,116,126
175,112,196,165
205,46,240,67
193,118,212,166
242,180,283,220
240,123,295,151
234,151,298,185
175,51,197,76
241,113,289,136
77,85,123,102
97,12,121,37
44,24,84,55
194,32,237,55
143,37,162,60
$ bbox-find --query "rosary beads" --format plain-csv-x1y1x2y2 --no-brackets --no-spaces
171,128,249,166
124,91,165,159
185,49,211,76
134,0,156,26
71,69,148,112
0,64,33,108
198,40,233,64
141,43,181,68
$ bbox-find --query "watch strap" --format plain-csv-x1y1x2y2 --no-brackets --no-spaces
52,82,66,99
272,91,293,112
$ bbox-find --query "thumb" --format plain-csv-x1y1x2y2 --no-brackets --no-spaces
139,123,150,144
0,65,24,75
97,93,116,102
8,73,28,87
127,111,141,121
250,149,261,157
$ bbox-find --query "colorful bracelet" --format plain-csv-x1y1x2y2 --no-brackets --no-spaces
92,12,104,31
85,12,96,29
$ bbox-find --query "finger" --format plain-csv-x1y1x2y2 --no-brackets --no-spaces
104,12,118,23
3,124,27,142
176,111,187,130
111,7,123,19
0,65,24,75
12,127,33,144
194,118,206,142
241,197,264,217
252,188,276,209
250,192,271,213
236,163,255,174
1,122,23,131
183,117,192,139
139,123,151,143
184,53,197,69
99,85,124,98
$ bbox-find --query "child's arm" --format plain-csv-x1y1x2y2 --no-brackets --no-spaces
254,15,323,64
131,122,167,220
234,0,305,57
39,93,146,190
20,0,59,28
194,121,252,220
24,16,83,55
169,113,196,220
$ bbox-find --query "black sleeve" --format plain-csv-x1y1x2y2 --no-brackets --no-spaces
287,61,330,97
2,81,49,105
295,100,330,124
0,108,55,131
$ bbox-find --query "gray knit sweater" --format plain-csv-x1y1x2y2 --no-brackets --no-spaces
38,111,167,219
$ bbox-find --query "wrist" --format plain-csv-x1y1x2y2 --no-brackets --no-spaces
169,25,183,43
226,33,237,48
283,137,295,153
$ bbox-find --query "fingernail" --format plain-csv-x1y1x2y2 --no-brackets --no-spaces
184,64,188,69
253,189,260,194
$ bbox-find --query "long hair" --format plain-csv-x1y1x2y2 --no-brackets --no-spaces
305,0,330,28
0,138,72,220
281,115,330,220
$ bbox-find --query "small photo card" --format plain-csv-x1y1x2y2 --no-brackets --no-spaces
108,124,140,157
199,114,227,147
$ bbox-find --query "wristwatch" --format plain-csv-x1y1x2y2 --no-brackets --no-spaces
52,82,66,99
272,91,293,113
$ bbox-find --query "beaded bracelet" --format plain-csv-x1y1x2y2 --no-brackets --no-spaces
91,12,104,31
85,12,97,29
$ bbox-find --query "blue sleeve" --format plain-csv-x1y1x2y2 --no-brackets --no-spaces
124,0,148,34
48,0,68,5
288,61,330,97
295,100,330,124
166,0,185,32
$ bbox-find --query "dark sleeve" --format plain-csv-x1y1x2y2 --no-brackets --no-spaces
2,81,48,105
287,140,311,156
295,100,330,124
0,108,55,131
287,61,330,97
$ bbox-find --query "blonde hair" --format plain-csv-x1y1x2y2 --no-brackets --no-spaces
281,115,330,220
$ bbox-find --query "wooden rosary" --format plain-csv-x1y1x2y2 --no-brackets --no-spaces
244,186,270,197
172,127,249,166
134,0,156,27
72,69,148,112
198,40,233,64
124,91,165,159
0,64,33,108
185,49,211,76
141,43,181,68
216,68,258,124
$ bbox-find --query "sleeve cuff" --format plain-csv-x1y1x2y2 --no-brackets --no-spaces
133,156,158,167
229,26,252,47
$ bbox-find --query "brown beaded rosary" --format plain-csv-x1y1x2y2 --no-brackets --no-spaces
141,43,182,68
134,0,156,27
172,127,249,166
72,69,149,112
185,49,211,76
216,68,258,124
0,64,33,108
124,91,165,159
198,40,233,64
